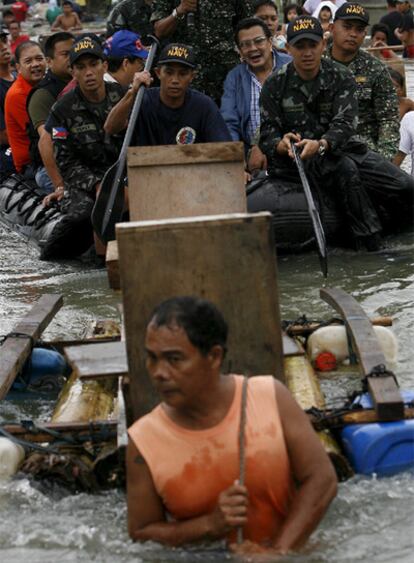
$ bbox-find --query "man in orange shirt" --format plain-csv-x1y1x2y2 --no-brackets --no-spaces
5,40,46,178
8,20,30,56
127,296,337,554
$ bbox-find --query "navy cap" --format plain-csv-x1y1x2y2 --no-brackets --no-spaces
104,30,148,60
69,36,104,65
287,16,324,46
157,43,196,68
334,3,369,25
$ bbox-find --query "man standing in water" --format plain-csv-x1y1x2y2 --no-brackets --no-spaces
127,296,337,552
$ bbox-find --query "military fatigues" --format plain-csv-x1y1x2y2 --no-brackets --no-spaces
150,0,250,101
106,0,154,39
259,58,384,242
326,45,400,161
259,58,414,242
48,83,124,222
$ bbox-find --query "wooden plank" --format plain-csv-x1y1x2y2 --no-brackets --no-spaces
1,420,117,443
117,212,284,421
127,142,244,167
0,294,63,399
127,143,246,222
64,341,128,380
106,240,120,290
320,288,403,421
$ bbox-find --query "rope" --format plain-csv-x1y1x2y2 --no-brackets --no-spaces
237,375,248,545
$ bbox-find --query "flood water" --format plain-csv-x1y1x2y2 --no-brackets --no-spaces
0,225,413,563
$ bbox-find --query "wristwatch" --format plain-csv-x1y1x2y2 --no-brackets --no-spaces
318,140,327,156
172,7,184,19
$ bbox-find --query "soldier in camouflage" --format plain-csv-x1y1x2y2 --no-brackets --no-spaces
259,16,414,250
106,0,154,41
151,0,255,102
327,3,400,161
47,37,124,256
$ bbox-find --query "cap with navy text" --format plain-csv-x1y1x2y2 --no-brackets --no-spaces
157,43,196,68
70,36,105,66
287,16,324,46
334,3,369,25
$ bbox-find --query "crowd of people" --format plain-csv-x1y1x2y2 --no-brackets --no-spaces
0,0,413,553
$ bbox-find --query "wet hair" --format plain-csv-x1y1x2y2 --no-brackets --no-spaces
106,55,142,72
284,3,301,23
149,296,228,357
63,1,73,6
371,23,391,42
253,0,278,14
44,32,74,58
234,17,272,45
388,67,404,87
15,40,41,63
386,0,398,6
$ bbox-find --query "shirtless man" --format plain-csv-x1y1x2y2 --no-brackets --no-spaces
127,296,337,553
51,1,82,32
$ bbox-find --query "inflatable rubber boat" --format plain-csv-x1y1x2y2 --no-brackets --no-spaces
0,173,93,260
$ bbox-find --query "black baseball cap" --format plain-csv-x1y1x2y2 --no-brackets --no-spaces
287,16,324,46
157,43,196,68
334,3,369,25
69,36,105,66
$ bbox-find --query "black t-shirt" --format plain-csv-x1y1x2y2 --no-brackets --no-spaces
380,11,403,45
132,88,231,146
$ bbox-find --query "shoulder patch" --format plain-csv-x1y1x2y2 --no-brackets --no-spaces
52,127,68,140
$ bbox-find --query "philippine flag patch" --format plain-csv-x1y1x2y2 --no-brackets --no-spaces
52,127,68,140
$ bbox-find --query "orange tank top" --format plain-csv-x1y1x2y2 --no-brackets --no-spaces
128,375,293,545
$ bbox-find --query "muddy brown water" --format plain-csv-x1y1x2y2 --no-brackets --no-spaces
0,225,413,563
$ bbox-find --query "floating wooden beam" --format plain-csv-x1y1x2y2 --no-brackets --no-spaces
320,288,404,421
0,294,63,399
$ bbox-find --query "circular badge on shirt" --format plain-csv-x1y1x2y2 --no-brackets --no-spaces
176,127,196,145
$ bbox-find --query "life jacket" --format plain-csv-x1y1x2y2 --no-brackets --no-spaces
26,71,69,169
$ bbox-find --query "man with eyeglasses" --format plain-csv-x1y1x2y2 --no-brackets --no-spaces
221,17,291,172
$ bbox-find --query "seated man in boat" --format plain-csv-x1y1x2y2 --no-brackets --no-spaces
127,296,337,553
102,30,148,90
26,32,75,201
0,27,15,173
46,36,125,258
220,17,291,172
104,43,232,145
259,15,414,250
326,3,400,161
4,40,47,180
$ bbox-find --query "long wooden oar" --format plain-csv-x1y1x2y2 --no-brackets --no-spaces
291,142,328,277
92,38,160,243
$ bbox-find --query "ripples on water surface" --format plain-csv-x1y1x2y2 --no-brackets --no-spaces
0,226,413,563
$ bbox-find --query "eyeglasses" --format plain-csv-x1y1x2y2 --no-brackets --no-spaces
238,35,268,51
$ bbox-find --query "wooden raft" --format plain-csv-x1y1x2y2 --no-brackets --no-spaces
0,294,63,399
64,341,128,380
320,288,404,421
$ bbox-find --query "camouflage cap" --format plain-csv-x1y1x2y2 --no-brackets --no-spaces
157,43,196,68
69,36,104,66
334,3,369,25
287,16,324,46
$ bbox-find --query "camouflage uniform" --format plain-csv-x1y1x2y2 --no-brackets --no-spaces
150,0,250,101
49,83,124,221
259,58,383,240
326,45,400,161
106,0,154,39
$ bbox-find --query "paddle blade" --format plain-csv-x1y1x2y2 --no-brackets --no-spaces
92,161,125,243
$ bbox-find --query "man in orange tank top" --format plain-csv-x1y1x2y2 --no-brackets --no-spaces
127,296,337,554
